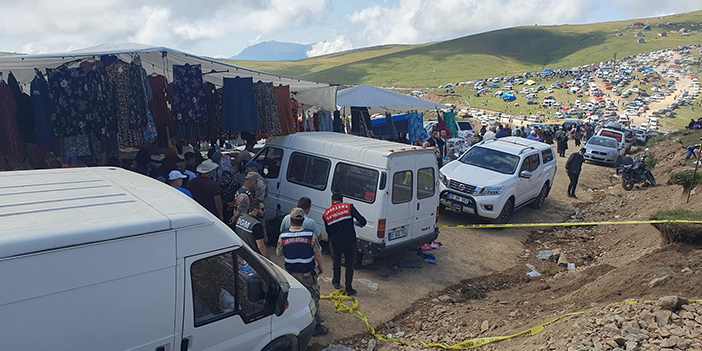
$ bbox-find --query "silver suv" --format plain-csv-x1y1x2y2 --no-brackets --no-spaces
439,137,557,224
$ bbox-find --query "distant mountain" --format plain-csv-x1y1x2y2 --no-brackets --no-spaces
230,41,312,61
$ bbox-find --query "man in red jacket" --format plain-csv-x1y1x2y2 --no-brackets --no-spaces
323,193,366,296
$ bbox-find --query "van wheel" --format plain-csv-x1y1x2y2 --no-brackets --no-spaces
262,336,297,351
493,198,514,225
530,184,549,209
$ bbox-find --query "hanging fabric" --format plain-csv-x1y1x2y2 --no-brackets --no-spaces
61,134,91,158
0,81,25,163
46,64,91,138
318,110,327,132
7,72,36,144
106,60,145,148
351,107,373,138
172,63,207,139
203,82,222,140
273,85,295,135
333,110,343,133
130,57,156,144
436,111,454,138
222,76,260,132
385,112,399,140
85,63,118,154
148,74,171,127
253,81,280,137
407,111,427,143
442,110,458,137
31,73,54,152
312,112,319,132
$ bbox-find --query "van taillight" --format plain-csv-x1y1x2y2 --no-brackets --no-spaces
377,219,386,238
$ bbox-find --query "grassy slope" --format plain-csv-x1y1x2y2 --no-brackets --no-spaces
226,10,702,87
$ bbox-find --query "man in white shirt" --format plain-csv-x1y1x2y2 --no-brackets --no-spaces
483,127,496,140
280,196,321,240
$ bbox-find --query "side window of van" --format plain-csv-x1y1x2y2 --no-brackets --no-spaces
392,171,413,204
190,249,270,327
253,147,284,179
286,153,331,190
331,163,379,203
417,168,435,199
541,149,554,163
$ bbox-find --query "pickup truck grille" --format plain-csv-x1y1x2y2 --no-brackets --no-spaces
449,180,476,194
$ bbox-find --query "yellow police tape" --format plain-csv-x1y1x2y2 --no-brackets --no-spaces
321,290,702,349
439,219,702,230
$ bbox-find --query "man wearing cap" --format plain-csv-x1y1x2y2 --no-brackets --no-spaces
167,170,193,199
565,147,586,199
244,160,268,202
230,172,258,225
280,197,321,240
189,160,224,221
235,199,269,258
323,194,366,296
277,207,328,336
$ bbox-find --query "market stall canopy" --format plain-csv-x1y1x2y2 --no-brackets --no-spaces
0,42,337,111
336,84,443,113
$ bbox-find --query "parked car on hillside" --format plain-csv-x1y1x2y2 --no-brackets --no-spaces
583,136,624,166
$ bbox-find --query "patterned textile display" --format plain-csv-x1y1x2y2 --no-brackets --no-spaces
0,81,24,162
85,64,117,143
31,74,54,151
7,72,35,143
221,76,259,132
61,134,91,158
46,65,91,137
148,74,171,127
407,111,427,143
273,85,295,136
172,63,207,139
252,81,280,137
106,61,145,147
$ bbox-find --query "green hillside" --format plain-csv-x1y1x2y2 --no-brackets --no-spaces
226,10,702,87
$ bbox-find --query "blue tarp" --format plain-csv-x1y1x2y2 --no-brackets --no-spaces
489,83,499,87
502,93,516,101
371,113,409,138
541,68,554,73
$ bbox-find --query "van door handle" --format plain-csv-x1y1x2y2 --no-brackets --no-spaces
180,338,189,351
277,182,280,189
417,203,420,210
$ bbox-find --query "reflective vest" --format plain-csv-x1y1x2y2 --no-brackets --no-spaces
234,214,261,254
323,203,351,225
280,229,315,273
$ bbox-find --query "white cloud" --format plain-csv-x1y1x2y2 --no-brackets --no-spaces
611,0,701,17
346,0,596,47
306,35,355,57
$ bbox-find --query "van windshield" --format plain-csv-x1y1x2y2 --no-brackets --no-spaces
459,146,520,175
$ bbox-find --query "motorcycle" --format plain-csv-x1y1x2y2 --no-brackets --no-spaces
617,147,656,191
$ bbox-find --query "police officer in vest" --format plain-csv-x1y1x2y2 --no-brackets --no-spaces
276,208,328,336
234,199,269,259
323,193,366,296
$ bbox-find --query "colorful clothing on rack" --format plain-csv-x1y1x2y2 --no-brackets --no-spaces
106,61,145,148
46,65,91,137
0,81,24,162
85,64,117,144
148,74,171,127
31,74,54,151
8,72,36,143
222,76,259,132
61,134,91,158
172,64,207,139
273,85,295,136
203,82,223,139
253,81,280,137
407,111,427,143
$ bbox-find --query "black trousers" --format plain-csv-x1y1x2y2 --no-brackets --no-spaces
568,171,580,195
330,241,356,290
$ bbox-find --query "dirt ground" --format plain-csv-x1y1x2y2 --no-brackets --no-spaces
288,133,702,350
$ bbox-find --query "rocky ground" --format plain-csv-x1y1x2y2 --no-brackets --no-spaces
316,131,702,351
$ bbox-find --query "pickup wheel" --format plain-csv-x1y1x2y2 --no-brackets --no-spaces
262,336,297,351
530,183,549,209
493,198,514,225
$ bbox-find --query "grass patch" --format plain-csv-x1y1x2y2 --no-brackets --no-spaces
668,170,702,185
679,130,702,148
651,210,702,244
645,153,658,169
646,134,669,148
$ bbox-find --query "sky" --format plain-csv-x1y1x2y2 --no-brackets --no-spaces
1,0,701,58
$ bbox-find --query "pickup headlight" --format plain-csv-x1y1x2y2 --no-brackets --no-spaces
474,186,504,196
439,172,449,187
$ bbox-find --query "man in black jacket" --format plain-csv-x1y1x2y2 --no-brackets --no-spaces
565,148,586,198
323,193,367,296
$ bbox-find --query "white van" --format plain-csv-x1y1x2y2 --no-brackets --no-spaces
0,168,316,351
252,132,440,264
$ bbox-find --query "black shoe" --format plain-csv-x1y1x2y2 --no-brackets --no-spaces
345,288,357,296
313,324,329,336
332,282,341,290
572,195,578,199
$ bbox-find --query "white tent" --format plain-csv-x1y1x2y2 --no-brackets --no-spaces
336,84,443,113
0,42,337,111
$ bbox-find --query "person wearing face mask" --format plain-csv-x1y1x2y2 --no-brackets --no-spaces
234,199,269,258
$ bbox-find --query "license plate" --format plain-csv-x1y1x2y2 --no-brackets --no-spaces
447,193,472,206
388,228,408,241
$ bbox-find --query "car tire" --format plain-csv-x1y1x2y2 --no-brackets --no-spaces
530,183,549,209
493,198,514,225
262,336,297,351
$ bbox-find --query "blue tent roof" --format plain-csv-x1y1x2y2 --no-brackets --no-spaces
541,68,554,73
371,113,408,126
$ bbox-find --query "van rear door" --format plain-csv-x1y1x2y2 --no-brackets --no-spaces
414,154,439,240
385,154,417,246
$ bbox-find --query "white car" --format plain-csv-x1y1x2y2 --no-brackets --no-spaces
439,137,557,224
